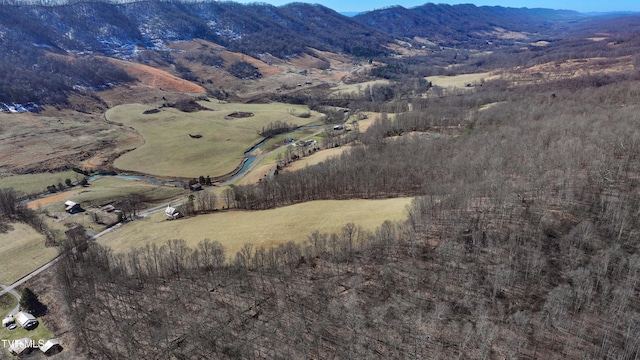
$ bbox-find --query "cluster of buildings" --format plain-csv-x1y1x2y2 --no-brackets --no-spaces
3,312,62,356
6,338,61,357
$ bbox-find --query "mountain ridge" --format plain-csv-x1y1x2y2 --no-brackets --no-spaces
0,1,623,106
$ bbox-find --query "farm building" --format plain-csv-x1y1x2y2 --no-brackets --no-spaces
65,225,94,241
190,183,202,191
64,200,82,213
8,337,34,356
40,339,63,355
2,315,15,327
15,311,38,330
165,205,180,220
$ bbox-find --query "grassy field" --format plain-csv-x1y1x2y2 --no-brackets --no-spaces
284,146,349,172
0,223,58,285
0,294,17,317
99,197,413,257
29,176,185,209
109,102,323,178
66,177,184,208
427,72,499,89
0,170,81,196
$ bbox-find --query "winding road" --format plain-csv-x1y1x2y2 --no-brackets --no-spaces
0,128,325,300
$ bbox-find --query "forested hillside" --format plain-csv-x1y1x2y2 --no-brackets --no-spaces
354,4,582,47
3,2,640,359
52,60,640,358
0,1,595,106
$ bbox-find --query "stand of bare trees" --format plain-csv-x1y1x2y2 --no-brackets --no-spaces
0,188,57,245
52,60,640,359
55,175,640,358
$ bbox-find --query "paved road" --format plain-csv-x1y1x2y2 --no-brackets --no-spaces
0,129,326,298
0,257,62,298
0,225,125,299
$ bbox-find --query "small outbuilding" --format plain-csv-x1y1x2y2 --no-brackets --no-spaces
165,205,180,220
40,339,63,356
15,311,38,330
64,200,82,213
2,315,15,327
9,337,34,356
190,183,202,191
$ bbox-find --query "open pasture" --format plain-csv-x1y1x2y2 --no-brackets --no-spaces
110,102,323,178
0,223,58,285
99,197,413,258
0,170,80,196
69,176,184,208
427,72,499,89
284,146,349,172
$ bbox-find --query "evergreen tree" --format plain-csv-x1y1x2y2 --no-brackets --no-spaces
19,287,46,315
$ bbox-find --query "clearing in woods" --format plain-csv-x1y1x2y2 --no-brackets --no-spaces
427,72,499,89
284,146,349,172
98,197,413,258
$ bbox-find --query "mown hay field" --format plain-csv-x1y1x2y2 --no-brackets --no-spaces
0,223,58,284
109,102,323,178
99,198,413,258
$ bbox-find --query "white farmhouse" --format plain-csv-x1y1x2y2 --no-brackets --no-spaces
14,311,38,330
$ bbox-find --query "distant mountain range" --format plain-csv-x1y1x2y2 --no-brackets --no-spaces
354,4,584,47
0,2,587,59
0,1,635,106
